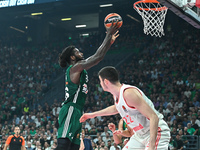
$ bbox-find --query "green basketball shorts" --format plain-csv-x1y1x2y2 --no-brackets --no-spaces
57,103,82,145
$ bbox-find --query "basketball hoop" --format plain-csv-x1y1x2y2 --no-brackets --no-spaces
134,0,168,37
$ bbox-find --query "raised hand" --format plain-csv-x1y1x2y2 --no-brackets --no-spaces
108,123,116,132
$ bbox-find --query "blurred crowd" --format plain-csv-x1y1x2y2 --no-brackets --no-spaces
0,22,199,150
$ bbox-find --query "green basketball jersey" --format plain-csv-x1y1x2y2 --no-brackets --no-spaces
62,65,88,108
123,120,127,130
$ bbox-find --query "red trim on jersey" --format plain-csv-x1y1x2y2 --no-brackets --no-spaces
124,96,136,109
155,127,162,150
116,84,124,104
122,86,143,109
133,123,144,132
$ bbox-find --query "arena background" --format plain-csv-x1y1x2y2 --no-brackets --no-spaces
0,0,199,149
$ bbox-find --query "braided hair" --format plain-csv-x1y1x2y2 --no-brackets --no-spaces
58,45,75,68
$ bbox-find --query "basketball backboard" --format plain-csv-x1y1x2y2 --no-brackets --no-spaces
157,0,200,29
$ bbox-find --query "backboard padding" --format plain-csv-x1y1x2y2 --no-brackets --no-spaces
157,0,200,29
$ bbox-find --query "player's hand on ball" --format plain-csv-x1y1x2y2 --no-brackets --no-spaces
108,123,116,132
106,20,120,35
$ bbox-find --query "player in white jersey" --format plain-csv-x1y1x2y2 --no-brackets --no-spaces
80,66,170,150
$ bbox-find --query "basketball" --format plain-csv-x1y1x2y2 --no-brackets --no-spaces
104,13,123,29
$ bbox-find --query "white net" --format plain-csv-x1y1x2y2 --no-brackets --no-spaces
134,1,168,37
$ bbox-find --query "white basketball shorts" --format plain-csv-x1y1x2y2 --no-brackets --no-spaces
123,119,170,150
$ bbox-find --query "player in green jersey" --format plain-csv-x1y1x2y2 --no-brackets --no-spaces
56,21,120,150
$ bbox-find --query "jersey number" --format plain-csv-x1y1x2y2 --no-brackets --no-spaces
65,87,69,100
123,115,144,132
123,115,134,124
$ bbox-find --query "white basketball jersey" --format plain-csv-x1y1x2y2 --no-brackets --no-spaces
115,84,164,136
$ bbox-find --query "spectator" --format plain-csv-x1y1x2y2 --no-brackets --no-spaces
91,141,97,150
96,122,104,133
176,78,184,85
168,136,177,150
191,115,200,127
177,109,187,123
101,127,113,137
182,117,190,128
30,126,36,136
183,127,190,136
102,132,111,146
174,134,184,150
171,119,178,129
169,112,176,124
171,127,177,137
32,134,40,145
27,115,34,124
175,99,183,109
110,143,121,150
84,128,89,136
50,139,57,150
163,105,171,117
193,97,200,107
24,104,29,115
44,142,51,150
176,123,183,133
33,140,41,150
26,135,33,145
182,103,190,115
21,113,28,123
89,126,97,136
95,136,103,146
178,130,189,149
184,87,191,98
106,140,112,149
190,116,199,135
13,115,20,125
187,123,195,135
82,129,93,150
98,141,107,150
27,141,34,150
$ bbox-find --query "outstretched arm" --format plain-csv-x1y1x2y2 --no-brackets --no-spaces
71,22,120,73
80,105,118,122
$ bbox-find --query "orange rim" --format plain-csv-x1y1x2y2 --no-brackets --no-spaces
133,0,168,11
